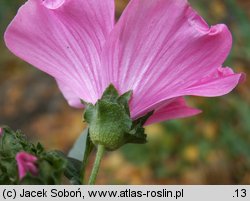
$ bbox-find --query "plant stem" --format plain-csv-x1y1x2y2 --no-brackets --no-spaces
81,129,94,184
88,144,105,185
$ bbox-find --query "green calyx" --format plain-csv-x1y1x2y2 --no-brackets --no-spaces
83,84,153,151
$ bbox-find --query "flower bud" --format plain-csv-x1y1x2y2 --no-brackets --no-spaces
84,85,152,151
87,101,132,150
16,151,38,180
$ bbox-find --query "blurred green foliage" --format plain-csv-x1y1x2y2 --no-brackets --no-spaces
0,0,24,36
0,0,249,184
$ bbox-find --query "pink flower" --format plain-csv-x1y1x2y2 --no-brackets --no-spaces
15,151,38,180
4,0,244,124
0,128,3,137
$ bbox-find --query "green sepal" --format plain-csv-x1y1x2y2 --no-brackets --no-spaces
83,84,154,151
125,111,154,144
101,84,120,102
118,90,132,116
84,97,132,150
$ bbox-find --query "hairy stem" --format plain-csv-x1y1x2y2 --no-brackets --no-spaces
88,144,105,185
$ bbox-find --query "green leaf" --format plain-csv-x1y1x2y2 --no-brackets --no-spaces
68,129,89,161
65,157,82,185
81,130,94,184
0,127,39,184
37,151,67,184
1,128,27,155
0,157,18,184
19,174,44,185
55,150,82,185
67,129,94,184
0,127,80,185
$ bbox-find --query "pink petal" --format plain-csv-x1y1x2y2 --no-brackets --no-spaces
0,128,3,137
145,97,201,125
4,0,115,104
182,66,245,97
42,0,65,9
101,0,237,119
56,80,84,108
16,151,38,180
24,163,39,175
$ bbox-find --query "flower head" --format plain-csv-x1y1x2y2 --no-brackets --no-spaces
0,128,3,137
15,151,38,180
4,0,244,126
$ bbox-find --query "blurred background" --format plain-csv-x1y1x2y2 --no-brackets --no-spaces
0,0,250,184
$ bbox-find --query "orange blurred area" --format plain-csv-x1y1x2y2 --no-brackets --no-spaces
0,0,250,184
